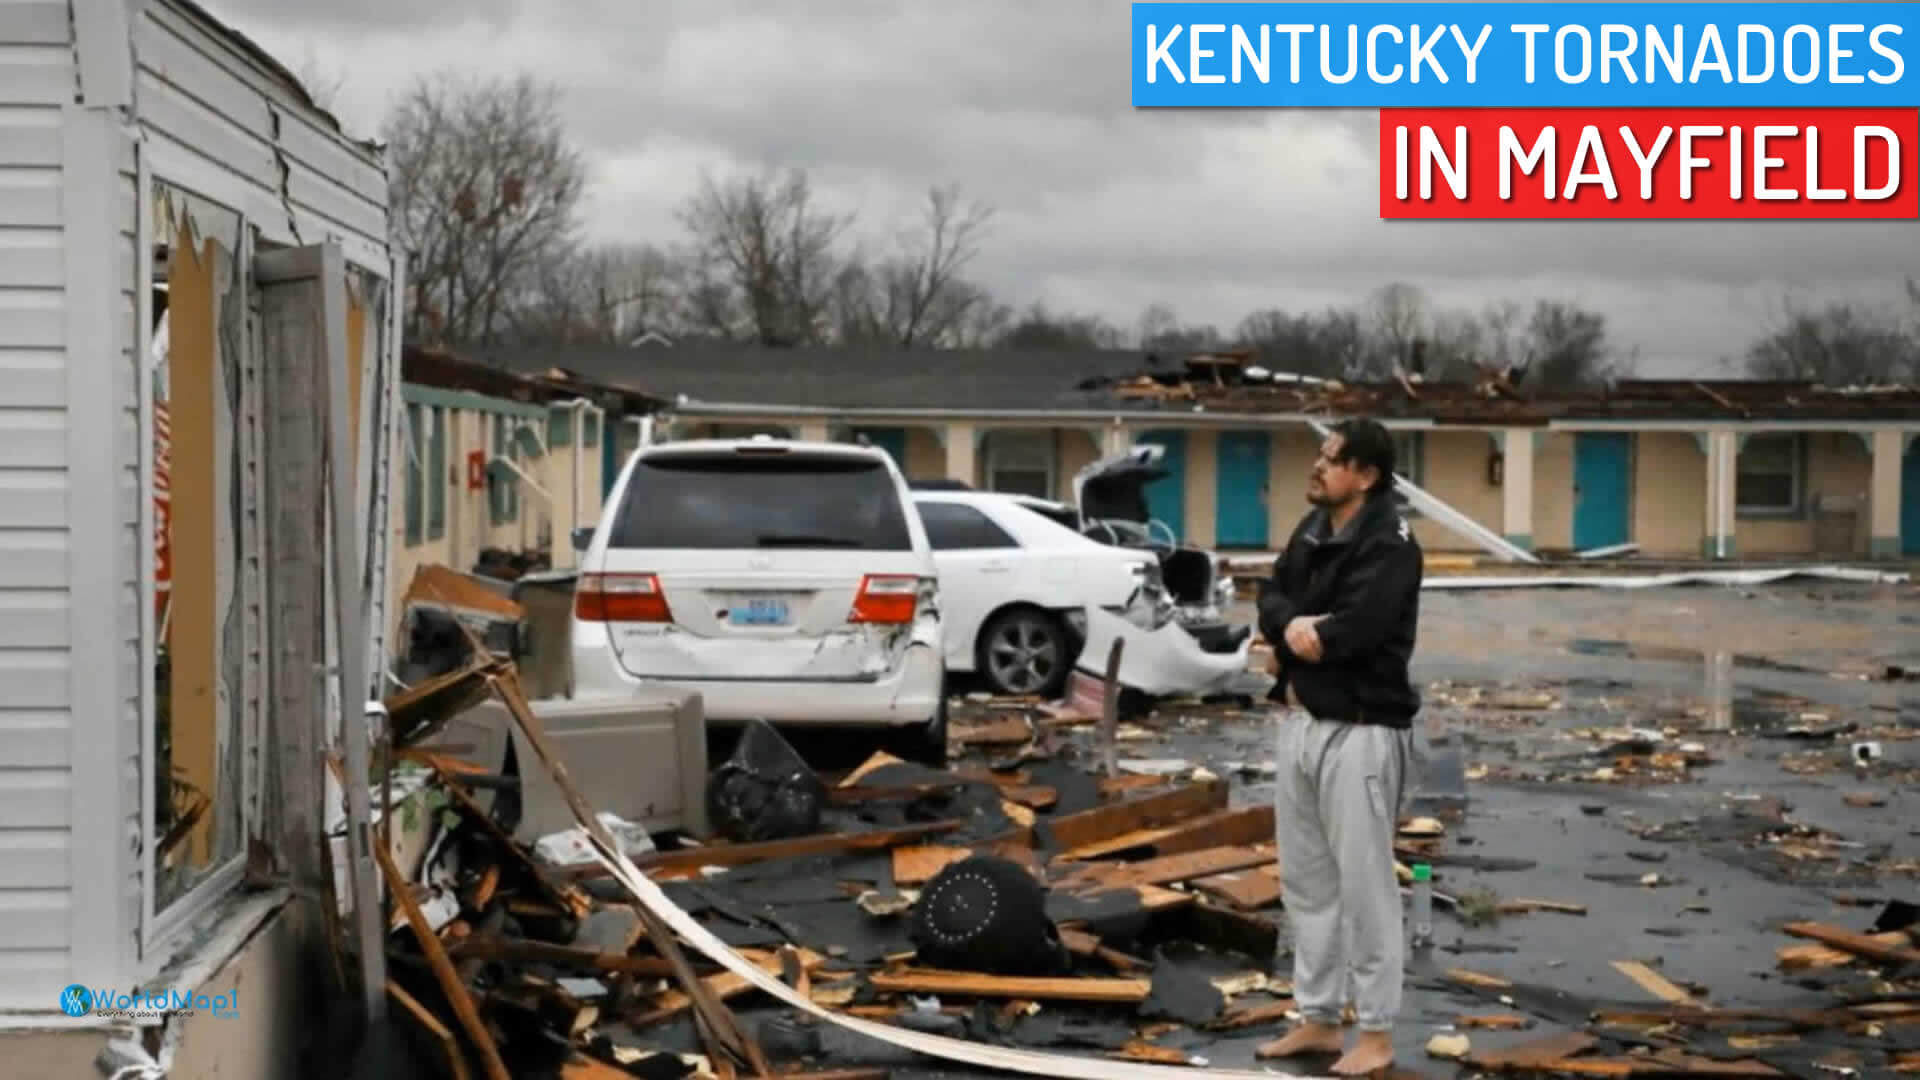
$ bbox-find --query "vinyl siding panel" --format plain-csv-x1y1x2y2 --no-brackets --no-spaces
134,2,389,270
0,23,71,1010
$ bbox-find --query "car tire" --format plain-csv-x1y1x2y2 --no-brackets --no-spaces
977,607,1070,699
885,683,949,769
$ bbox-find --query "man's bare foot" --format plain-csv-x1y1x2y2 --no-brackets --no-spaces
1330,1029,1394,1076
1256,1022,1344,1059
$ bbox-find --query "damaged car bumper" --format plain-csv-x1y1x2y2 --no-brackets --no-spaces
1074,602,1253,699
571,613,946,727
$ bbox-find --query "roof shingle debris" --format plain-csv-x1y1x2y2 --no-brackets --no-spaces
471,342,1920,422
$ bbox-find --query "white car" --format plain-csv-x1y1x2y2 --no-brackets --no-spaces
570,438,949,764
911,491,1159,698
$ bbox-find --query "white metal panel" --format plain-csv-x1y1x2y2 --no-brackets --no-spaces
0,166,59,226
0,767,68,825
0,43,70,104
0,3,70,46
0,351,62,406
133,2,390,272
0,228,60,287
0,889,70,949
0,531,66,589
63,103,135,1000
0,830,70,889
0,104,61,164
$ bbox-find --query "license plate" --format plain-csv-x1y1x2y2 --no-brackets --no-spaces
728,596,790,626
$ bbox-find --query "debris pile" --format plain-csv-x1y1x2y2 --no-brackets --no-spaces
1424,905,1920,1078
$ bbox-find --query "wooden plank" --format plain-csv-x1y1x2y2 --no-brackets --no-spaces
373,839,511,1080
627,948,825,1026
1611,961,1697,1005
164,224,221,868
1466,1031,1599,1070
1056,844,1275,891
1192,865,1282,910
867,969,1151,1003
386,979,472,1080
590,820,965,877
1781,921,1920,967
892,845,971,886
1776,930,1912,970
1037,777,1229,854
1060,805,1274,861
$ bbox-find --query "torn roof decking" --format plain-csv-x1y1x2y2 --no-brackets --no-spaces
404,346,668,415
471,343,1920,424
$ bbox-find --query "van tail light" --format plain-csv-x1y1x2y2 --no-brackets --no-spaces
849,574,920,624
574,572,672,623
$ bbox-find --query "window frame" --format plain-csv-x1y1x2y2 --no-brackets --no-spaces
916,500,1022,551
1391,430,1426,516
426,406,447,540
404,402,423,544
985,429,1056,499
1735,432,1806,518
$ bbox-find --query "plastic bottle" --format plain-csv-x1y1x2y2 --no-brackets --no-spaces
1409,863,1434,948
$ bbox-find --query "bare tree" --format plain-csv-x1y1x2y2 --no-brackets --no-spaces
1236,308,1366,377
997,304,1126,350
677,168,851,345
829,185,995,347
1367,282,1428,369
384,71,588,346
1746,300,1916,385
508,244,689,345
1522,299,1615,387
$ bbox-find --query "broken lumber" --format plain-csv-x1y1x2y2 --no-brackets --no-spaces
1781,921,1920,968
1028,776,1229,853
866,969,1152,1004
1611,960,1699,1005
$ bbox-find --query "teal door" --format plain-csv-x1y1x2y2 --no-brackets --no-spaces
1572,433,1632,550
1214,431,1270,549
853,427,908,473
1902,438,1920,555
1134,430,1186,542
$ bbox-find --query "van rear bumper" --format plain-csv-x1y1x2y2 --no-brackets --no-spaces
571,637,945,727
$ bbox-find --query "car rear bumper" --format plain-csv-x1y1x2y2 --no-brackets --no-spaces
571,637,946,727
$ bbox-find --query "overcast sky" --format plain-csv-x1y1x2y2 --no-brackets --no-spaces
200,0,1918,375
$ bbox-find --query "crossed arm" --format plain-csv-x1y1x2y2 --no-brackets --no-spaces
1256,534,1421,667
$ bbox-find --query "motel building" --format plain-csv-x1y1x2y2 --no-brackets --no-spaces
397,343,1920,567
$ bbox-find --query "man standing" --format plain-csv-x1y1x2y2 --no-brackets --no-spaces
1254,418,1423,1077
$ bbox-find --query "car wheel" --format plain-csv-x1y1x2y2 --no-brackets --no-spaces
979,607,1069,698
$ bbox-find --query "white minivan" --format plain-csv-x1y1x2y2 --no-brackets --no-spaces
570,438,949,764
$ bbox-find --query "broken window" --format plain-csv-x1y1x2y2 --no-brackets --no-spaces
985,430,1055,499
1737,433,1804,515
147,179,249,917
918,502,1020,550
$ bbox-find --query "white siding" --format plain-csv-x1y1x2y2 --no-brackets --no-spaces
133,1,389,271
0,0,394,1011
0,0,75,1009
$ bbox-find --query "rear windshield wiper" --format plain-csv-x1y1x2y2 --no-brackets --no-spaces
754,532,865,548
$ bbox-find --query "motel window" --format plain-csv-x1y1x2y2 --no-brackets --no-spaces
549,405,573,447
583,410,601,448
1392,431,1426,516
489,414,520,526
404,403,423,545
427,406,447,540
1737,433,1804,516
985,430,1055,499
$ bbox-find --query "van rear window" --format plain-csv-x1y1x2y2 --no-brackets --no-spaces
608,455,915,551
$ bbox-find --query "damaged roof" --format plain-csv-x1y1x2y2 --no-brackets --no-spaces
471,343,1920,423
404,346,667,415
168,0,367,147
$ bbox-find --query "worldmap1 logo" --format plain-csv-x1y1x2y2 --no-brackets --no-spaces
58,984,240,1019
59,985,92,1017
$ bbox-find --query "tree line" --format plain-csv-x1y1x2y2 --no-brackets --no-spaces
380,70,1920,389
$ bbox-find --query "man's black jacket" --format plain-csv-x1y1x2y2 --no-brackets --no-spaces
1256,489,1423,727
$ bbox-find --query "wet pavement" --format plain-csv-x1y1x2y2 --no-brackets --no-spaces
375,578,1919,1079
890,579,1920,1076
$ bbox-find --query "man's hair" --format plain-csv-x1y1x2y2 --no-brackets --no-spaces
1329,418,1398,494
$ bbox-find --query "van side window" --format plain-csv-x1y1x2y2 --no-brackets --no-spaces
917,502,1019,551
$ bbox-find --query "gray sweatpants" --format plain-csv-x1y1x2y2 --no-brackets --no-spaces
1273,707,1414,1032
